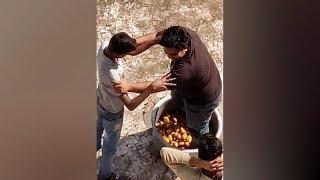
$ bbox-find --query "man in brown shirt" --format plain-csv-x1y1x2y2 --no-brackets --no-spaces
159,26,222,137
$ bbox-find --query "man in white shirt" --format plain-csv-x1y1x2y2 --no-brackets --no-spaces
96,32,175,180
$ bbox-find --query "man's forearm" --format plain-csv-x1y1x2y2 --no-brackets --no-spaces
120,88,152,111
128,31,162,56
189,157,203,168
135,32,158,45
128,41,157,56
128,82,152,93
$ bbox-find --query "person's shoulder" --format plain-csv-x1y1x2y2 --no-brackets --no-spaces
98,66,121,84
172,61,191,73
183,27,194,33
182,27,197,36
97,40,109,53
100,40,109,49
97,41,108,56
172,61,192,79
183,27,203,44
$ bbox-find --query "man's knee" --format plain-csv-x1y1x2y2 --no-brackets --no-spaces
102,132,120,152
160,147,171,164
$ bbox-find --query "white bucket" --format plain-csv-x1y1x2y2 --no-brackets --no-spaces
150,94,223,157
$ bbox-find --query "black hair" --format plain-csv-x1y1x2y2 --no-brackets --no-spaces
108,32,137,55
159,26,191,51
198,133,223,161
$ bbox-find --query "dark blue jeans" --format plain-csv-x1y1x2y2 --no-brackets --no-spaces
171,90,221,136
183,98,219,135
96,101,124,178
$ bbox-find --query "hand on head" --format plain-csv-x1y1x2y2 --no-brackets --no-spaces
155,29,165,44
200,156,223,172
210,156,223,172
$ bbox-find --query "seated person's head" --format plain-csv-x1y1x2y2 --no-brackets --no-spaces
160,26,190,60
107,32,137,58
198,133,223,161
198,133,223,179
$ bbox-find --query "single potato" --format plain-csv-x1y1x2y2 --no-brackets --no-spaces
187,135,192,143
180,127,186,134
172,117,178,123
182,133,188,141
178,141,185,147
163,116,170,123
167,134,173,143
163,136,170,144
185,142,190,147
177,133,182,141
173,141,179,148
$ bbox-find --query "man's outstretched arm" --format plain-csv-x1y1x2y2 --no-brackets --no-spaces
127,30,164,56
115,80,152,94
119,74,176,111
135,30,164,45
113,73,175,94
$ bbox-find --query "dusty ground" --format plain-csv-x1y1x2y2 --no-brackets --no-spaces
97,0,223,179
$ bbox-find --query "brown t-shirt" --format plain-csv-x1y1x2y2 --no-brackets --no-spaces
169,27,222,106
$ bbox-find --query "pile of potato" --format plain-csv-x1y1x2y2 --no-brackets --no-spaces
155,114,193,149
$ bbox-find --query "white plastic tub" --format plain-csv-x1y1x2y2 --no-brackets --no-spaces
151,94,223,157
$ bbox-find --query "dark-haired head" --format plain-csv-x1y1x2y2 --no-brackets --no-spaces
198,133,223,161
160,26,190,60
107,32,137,57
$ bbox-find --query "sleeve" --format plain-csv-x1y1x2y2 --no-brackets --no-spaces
97,66,122,96
97,67,117,86
108,69,123,96
160,147,191,165
97,41,108,57
169,65,193,90
109,68,121,83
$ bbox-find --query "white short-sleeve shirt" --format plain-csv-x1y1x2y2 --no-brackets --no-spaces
96,41,124,113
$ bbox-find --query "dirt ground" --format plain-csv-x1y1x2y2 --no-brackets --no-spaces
96,0,223,179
